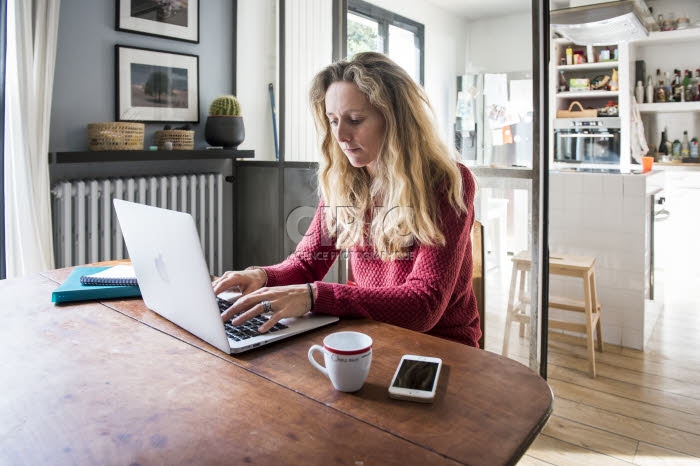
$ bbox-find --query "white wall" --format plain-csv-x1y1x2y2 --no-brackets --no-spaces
237,0,278,160
465,12,532,74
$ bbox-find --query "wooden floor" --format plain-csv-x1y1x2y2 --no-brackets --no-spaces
482,190,700,465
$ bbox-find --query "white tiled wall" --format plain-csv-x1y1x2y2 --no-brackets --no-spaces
548,171,664,350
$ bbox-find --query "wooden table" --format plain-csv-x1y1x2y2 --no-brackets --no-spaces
0,268,553,466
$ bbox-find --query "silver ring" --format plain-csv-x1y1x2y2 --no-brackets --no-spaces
262,300,273,313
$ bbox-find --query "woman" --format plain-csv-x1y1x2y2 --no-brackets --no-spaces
214,52,480,347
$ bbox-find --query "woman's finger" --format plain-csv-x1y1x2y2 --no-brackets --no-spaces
221,290,267,322
229,301,268,326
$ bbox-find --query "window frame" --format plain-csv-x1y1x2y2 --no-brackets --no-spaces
0,0,6,279
347,0,424,85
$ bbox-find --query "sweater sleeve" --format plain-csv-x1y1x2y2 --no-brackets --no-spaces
262,203,340,286
312,167,476,334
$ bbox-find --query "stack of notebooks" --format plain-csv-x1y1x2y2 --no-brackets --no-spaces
51,265,141,304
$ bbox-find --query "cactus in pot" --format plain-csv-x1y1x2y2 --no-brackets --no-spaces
209,95,242,116
205,95,245,149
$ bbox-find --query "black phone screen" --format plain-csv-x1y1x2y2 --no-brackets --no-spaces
391,359,439,390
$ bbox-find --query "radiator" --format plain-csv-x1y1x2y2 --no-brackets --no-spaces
51,174,224,275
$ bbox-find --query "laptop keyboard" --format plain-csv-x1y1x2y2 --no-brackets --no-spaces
217,297,288,341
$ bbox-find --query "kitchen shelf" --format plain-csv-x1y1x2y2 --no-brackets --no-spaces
556,90,620,99
637,102,700,113
49,149,255,164
634,27,700,45
557,62,618,72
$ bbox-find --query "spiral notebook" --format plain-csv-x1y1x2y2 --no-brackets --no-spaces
80,265,138,286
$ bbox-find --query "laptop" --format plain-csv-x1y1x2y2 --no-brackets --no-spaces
113,199,338,354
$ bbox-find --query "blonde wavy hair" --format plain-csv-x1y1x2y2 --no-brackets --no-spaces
309,52,467,260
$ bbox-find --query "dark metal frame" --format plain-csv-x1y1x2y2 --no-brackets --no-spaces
0,0,6,279
115,44,200,123
116,0,200,44
534,0,550,379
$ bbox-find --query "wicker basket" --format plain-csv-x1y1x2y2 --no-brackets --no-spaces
87,122,145,151
556,101,597,118
155,129,195,150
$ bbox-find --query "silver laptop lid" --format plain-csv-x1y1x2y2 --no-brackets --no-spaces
113,199,232,353
113,199,339,354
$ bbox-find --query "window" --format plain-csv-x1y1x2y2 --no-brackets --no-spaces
347,0,424,85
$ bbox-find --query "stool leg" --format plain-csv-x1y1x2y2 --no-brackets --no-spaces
590,269,604,353
517,269,528,337
502,262,520,357
583,269,596,377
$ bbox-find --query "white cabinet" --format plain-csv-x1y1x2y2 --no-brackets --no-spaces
629,27,700,156
549,38,632,168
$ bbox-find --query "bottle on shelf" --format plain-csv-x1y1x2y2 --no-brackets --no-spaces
672,139,681,158
558,70,568,92
664,71,672,101
658,128,669,156
565,46,573,65
635,81,644,104
691,137,699,158
655,79,666,102
683,70,693,102
645,75,654,103
682,131,690,157
672,69,682,102
610,69,619,91
655,69,666,102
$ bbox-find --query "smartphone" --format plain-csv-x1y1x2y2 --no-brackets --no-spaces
388,354,443,403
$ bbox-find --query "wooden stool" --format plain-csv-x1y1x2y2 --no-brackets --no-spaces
502,251,604,377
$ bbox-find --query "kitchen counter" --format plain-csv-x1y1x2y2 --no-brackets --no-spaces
549,171,662,350
654,162,700,171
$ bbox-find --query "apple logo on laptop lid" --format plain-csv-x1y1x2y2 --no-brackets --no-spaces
154,253,170,283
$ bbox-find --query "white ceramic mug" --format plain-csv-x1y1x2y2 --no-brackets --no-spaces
308,331,373,392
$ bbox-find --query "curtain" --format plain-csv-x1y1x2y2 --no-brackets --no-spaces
4,0,60,277
284,0,332,162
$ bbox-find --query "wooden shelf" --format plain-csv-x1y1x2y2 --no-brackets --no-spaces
49,149,255,164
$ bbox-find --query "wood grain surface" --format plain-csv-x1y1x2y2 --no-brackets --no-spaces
36,266,553,465
1,273,467,466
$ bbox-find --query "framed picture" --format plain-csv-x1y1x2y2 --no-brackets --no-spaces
116,45,199,123
116,0,199,43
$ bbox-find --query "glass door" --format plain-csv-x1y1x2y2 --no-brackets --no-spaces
290,0,549,376
463,2,548,376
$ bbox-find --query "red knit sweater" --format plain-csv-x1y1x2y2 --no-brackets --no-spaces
263,164,480,347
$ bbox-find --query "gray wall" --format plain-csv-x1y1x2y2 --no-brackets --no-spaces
50,0,234,152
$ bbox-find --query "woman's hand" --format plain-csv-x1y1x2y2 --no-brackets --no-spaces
220,284,315,333
212,268,267,296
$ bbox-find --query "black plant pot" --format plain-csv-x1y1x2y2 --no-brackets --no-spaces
204,116,245,149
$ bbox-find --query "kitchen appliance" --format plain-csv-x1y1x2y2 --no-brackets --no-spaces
554,117,621,164
455,71,533,167
550,0,654,45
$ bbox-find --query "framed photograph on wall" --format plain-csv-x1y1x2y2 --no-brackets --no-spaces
117,0,199,43
116,45,199,123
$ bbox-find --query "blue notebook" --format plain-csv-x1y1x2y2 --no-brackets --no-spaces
51,266,141,304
